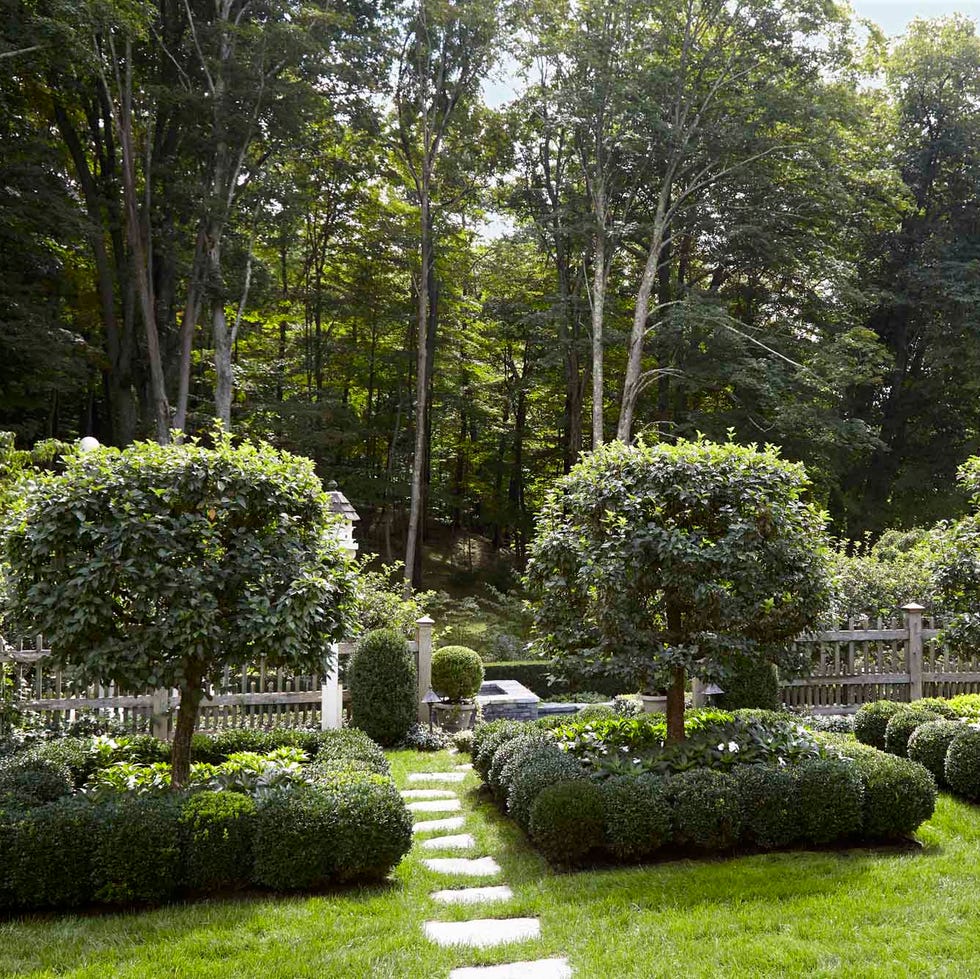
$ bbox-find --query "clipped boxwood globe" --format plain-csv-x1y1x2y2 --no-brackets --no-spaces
431,645,484,702
348,628,418,747
907,719,964,785
853,701,905,750
945,729,980,801
529,779,605,866
884,707,940,757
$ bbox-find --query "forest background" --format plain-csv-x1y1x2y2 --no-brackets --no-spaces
3,0,980,627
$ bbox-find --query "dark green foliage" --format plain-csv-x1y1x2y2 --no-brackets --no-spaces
731,764,799,849
576,704,617,722
944,729,980,801
253,776,412,888
472,720,530,779
792,758,864,844
884,707,940,757
907,720,964,785
915,699,959,720
180,791,256,891
93,795,184,905
3,798,98,909
431,645,484,701
0,752,73,808
191,729,306,763
308,729,390,775
348,629,418,747
32,737,103,785
118,734,173,765
716,659,780,711
667,769,744,851
489,733,556,800
836,742,937,839
854,701,906,750
452,729,475,755
529,779,605,866
600,773,672,861
506,745,584,830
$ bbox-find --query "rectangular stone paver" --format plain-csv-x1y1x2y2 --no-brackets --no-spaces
408,771,466,783
422,856,501,877
424,917,540,948
413,816,465,835
408,799,462,813
401,789,459,799
449,958,572,979
454,763,473,771
419,833,475,851
431,885,514,905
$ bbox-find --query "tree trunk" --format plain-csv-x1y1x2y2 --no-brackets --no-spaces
175,230,207,433
170,680,204,788
666,665,686,744
591,222,606,449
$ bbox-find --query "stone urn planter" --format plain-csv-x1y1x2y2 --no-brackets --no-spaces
640,693,669,714
432,700,478,732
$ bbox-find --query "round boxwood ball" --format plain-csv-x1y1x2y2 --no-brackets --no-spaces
853,701,905,750
792,757,864,844
507,746,584,830
601,773,672,861
945,729,980,801
348,628,418,747
0,753,74,809
489,732,554,801
667,769,744,851
731,764,799,850
884,707,940,757
431,645,484,702
907,719,964,786
473,722,528,781
529,779,605,866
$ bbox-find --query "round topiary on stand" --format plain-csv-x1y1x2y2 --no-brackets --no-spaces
348,629,418,747
431,645,484,731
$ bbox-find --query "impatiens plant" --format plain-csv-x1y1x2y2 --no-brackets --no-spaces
526,438,831,743
2,433,358,786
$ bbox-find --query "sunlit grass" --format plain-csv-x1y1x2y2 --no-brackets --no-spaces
3,750,980,977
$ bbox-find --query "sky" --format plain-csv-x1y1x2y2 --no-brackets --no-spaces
853,1,980,35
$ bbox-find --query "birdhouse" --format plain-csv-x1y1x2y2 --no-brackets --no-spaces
327,484,360,558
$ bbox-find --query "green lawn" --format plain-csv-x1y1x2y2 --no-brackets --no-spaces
3,750,980,977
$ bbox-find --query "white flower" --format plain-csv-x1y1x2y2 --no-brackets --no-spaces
728,741,739,753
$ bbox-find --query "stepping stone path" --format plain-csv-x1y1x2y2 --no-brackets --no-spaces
406,768,572,977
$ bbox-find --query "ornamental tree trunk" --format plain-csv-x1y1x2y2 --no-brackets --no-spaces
666,664,686,744
170,678,204,788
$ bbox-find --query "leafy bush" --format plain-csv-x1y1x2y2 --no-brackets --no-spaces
93,794,184,905
506,745,584,830
190,728,308,764
576,704,617,722
613,696,642,717
472,720,530,780
117,734,172,765
0,751,73,808
307,728,390,775
947,694,980,720
854,701,906,750
529,779,605,866
180,791,256,891
803,714,855,734
792,758,864,844
667,769,744,851
600,773,672,861
398,723,451,752
915,698,959,720
716,659,780,711
945,729,980,801
490,732,556,801
884,707,940,757
731,765,798,849
452,729,475,754
837,741,937,838
431,645,484,702
907,719,964,784
348,629,418,747
3,798,98,909
253,774,412,888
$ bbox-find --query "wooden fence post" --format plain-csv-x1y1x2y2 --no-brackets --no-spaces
904,602,925,701
416,615,434,722
151,688,170,741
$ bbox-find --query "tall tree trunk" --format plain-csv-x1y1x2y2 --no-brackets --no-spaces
175,230,207,433
666,665,686,744
591,222,607,449
170,676,203,788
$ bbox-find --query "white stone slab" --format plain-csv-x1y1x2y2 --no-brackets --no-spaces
449,958,572,979
420,833,475,851
454,763,473,771
401,789,459,799
408,771,466,783
413,816,465,835
424,917,541,948
409,799,462,813
431,885,514,906
422,857,501,877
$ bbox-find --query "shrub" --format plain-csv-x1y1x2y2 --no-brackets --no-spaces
452,729,475,755
399,723,451,752
576,704,617,722
803,714,855,735
506,745,584,830
716,659,780,711
945,729,980,801
431,645,485,702
916,698,959,720
30,737,102,785
947,694,980,720
907,719,964,784
348,629,418,747
473,720,529,780
253,775,412,888
731,764,799,850
0,752,73,808
600,773,672,861
190,729,308,763
4,798,99,909
792,758,864,844
854,701,905,750
307,728,390,775
529,779,605,866
118,734,172,765
180,791,256,891
837,742,937,838
667,769,744,851
93,794,183,905
884,707,940,757
490,733,555,801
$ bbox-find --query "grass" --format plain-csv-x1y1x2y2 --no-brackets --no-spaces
3,750,980,977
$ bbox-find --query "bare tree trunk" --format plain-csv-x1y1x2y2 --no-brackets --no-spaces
590,222,607,449
174,230,207,433
212,238,233,429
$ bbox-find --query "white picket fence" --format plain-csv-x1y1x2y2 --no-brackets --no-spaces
0,618,434,739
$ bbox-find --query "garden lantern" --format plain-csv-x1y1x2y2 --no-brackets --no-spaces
703,683,724,705
422,688,441,733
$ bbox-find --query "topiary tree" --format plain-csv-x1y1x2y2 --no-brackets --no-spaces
2,434,358,786
526,438,830,743
430,645,484,702
347,629,418,746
